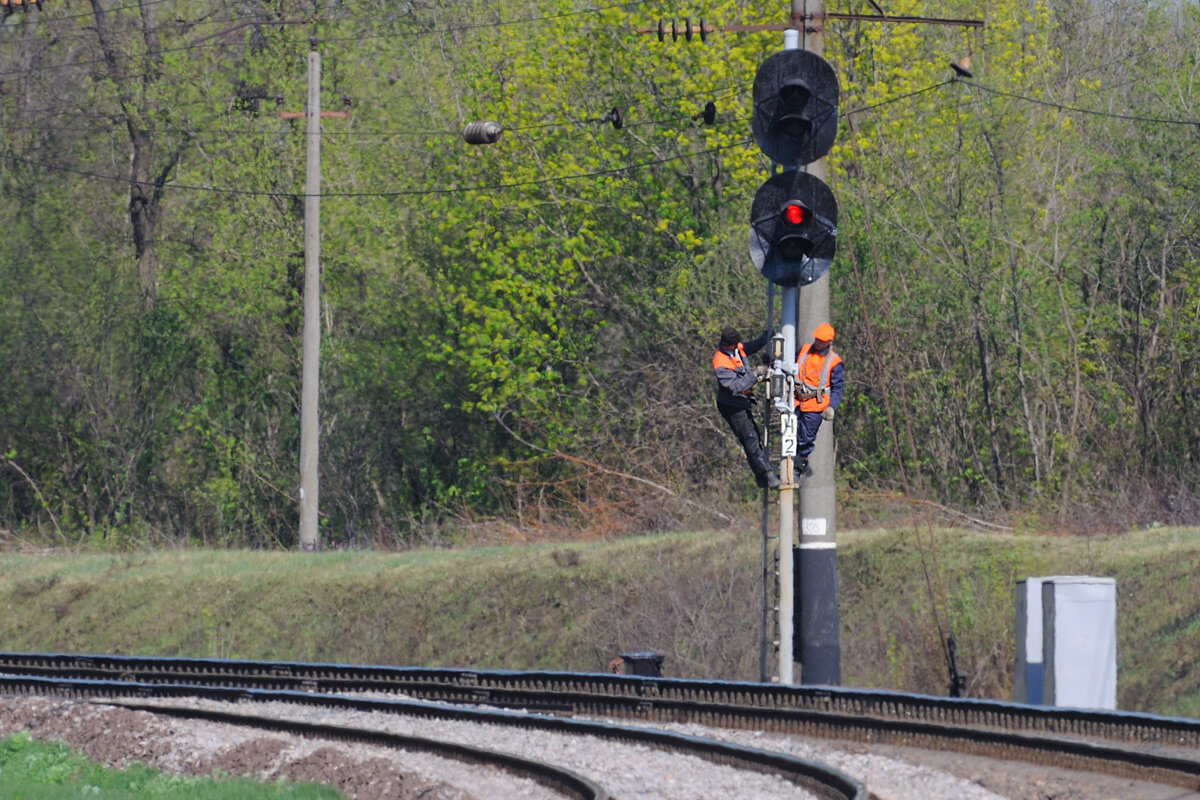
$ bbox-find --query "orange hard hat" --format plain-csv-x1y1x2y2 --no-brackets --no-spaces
813,323,835,341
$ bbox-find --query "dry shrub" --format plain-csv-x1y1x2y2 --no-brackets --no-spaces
568,533,766,681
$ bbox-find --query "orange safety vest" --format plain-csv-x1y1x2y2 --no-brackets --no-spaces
711,342,747,373
794,344,842,412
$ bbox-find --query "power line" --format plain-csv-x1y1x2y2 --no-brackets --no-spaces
7,71,1192,198
843,80,952,118
2,137,754,198
958,79,1200,127
0,98,740,142
0,0,660,77
0,0,174,29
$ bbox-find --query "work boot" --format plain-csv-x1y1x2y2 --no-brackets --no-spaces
751,452,781,490
796,456,811,476
754,470,781,490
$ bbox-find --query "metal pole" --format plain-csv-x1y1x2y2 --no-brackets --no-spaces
795,1,841,685
771,27,803,687
777,284,798,685
298,43,321,552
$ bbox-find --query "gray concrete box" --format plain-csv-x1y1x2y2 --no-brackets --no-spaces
1015,576,1117,709
1042,576,1117,709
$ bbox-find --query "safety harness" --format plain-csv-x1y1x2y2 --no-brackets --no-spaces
795,344,838,404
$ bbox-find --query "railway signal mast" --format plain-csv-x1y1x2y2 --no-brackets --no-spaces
644,1,982,689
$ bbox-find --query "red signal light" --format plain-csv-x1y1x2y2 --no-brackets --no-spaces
783,203,805,226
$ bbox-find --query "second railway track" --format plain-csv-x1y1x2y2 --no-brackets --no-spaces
4,651,1200,798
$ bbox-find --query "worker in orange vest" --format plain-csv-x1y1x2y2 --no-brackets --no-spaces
712,326,780,489
793,323,844,476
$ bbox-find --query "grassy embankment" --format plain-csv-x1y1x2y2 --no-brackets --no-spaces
3,525,1199,717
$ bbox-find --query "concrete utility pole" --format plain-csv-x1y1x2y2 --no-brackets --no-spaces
298,42,322,552
757,20,832,689
792,0,841,686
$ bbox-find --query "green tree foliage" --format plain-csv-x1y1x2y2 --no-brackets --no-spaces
830,0,1200,524
1,0,1199,546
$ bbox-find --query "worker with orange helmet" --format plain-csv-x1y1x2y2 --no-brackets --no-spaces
712,325,780,489
793,322,844,476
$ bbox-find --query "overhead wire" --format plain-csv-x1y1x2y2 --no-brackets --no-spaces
2,136,756,198
4,0,1198,199
1,0,756,143
0,91,748,160
0,0,661,73
957,79,1200,127
5,62,1196,199
0,0,715,160
0,0,176,28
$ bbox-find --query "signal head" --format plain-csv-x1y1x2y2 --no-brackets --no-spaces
749,171,838,287
751,50,839,166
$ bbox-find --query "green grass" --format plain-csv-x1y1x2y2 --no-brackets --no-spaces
0,732,343,799
3,525,1200,717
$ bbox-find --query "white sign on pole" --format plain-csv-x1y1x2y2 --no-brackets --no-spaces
780,411,797,457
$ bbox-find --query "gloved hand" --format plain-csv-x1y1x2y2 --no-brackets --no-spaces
821,406,836,421
753,365,770,382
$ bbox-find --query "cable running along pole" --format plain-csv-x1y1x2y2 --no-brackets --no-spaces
760,282,777,684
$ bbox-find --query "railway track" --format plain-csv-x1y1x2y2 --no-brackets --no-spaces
0,653,866,800
4,652,1200,797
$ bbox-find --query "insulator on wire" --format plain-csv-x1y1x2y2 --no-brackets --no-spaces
693,101,716,125
653,17,711,44
462,120,503,145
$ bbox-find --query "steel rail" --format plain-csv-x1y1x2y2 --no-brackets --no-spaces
0,674,867,800
4,652,1200,750
6,653,1200,790
121,699,607,800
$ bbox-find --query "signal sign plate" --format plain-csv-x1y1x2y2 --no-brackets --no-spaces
780,410,797,457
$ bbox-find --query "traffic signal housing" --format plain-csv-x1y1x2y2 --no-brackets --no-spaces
749,46,840,286
750,170,838,287
751,49,839,167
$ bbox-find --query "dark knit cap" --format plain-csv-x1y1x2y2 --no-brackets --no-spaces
719,326,740,348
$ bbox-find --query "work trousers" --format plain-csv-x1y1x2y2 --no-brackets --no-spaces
718,403,771,480
796,410,825,458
